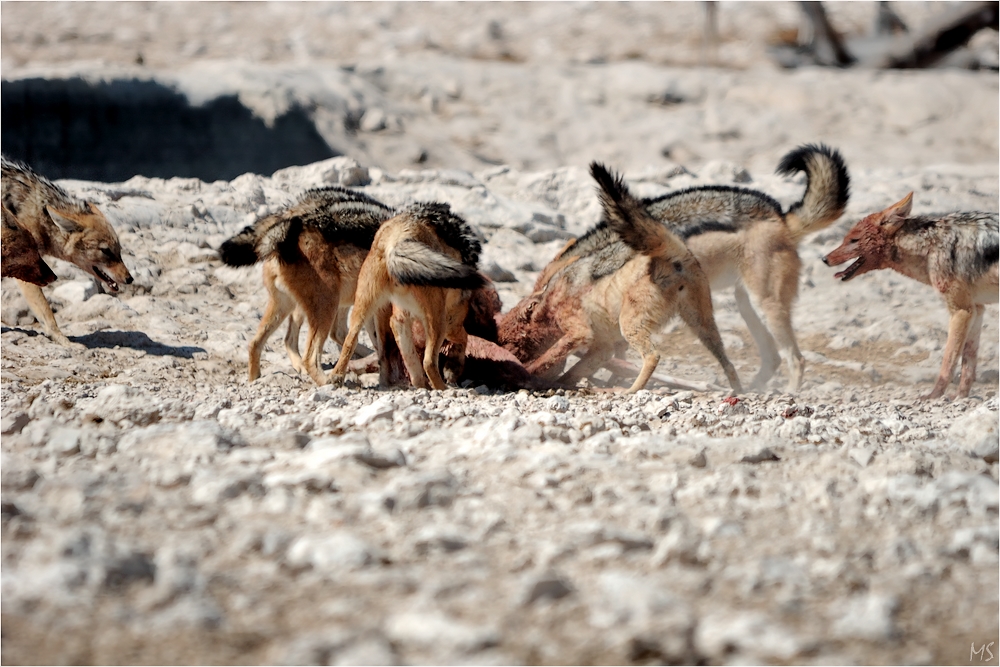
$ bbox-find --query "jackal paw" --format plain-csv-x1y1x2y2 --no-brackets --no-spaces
326,372,346,387
48,333,83,349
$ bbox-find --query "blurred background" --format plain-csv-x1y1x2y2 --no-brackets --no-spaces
2,1,997,181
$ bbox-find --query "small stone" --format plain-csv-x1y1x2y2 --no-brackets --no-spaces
1,467,40,491
103,552,157,590
545,395,570,413
355,447,406,470
689,449,708,468
414,525,468,553
482,261,516,283
849,447,875,468
385,610,498,653
355,397,395,426
286,531,376,572
360,108,388,132
948,406,997,462
1,411,30,435
524,572,574,604
741,447,781,464
831,594,898,641
47,427,82,456
51,280,98,305
696,611,803,661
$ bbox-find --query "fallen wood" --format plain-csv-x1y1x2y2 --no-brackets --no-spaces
876,1,999,68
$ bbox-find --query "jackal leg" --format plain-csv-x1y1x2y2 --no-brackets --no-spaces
679,284,742,393
283,307,305,375
329,270,385,385
926,300,975,400
955,304,984,398
618,296,666,393
17,280,72,346
744,249,803,392
390,311,427,389
248,288,295,382
734,283,781,391
420,307,449,391
526,330,593,380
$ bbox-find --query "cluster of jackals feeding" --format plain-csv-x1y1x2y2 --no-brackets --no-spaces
2,146,998,399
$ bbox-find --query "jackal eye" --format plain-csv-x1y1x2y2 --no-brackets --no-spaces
100,247,117,260
849,238,859,244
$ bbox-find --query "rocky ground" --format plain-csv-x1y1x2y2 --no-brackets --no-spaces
2,2,999,665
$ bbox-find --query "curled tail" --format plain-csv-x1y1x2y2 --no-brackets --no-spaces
386,239,487,290
776,143,850,241
590,162,688,258
218,216,297,267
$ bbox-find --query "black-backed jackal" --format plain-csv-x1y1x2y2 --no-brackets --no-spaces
824,193,998,399
328,202,486,390
218,186,394,384
499,163,743,394
500,144,849,393
2,156,133,344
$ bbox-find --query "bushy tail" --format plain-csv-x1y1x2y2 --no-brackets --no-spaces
590,162,688,258
776,144,850,241
218,216,296,267
386,240,487,290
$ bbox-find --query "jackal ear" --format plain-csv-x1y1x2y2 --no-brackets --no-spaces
46,206,82,233
879,192,913,233
890,192,913,218
879,192,912,232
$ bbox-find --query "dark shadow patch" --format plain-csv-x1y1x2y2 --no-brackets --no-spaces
2,77,338,182
1,326,44,338
69,330,205,358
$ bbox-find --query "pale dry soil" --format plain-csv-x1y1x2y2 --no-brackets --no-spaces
1,156,997,666
2,2,999,665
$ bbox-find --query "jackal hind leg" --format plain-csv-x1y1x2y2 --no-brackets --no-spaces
17,280,72,346
390,310,427,389
283,307,306,375
743,249,803,391
734,283,780,391
419,307,449,391
955,304,984,399
248,289,295,382
329,281,383,385
679,283,742,393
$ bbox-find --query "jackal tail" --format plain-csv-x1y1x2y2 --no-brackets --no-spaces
590,162,689,258
219,217,297,267
386,239,487,290
776,143,850,241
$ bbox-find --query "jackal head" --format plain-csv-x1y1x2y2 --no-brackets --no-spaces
823,192,912,281
46,202,133,292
